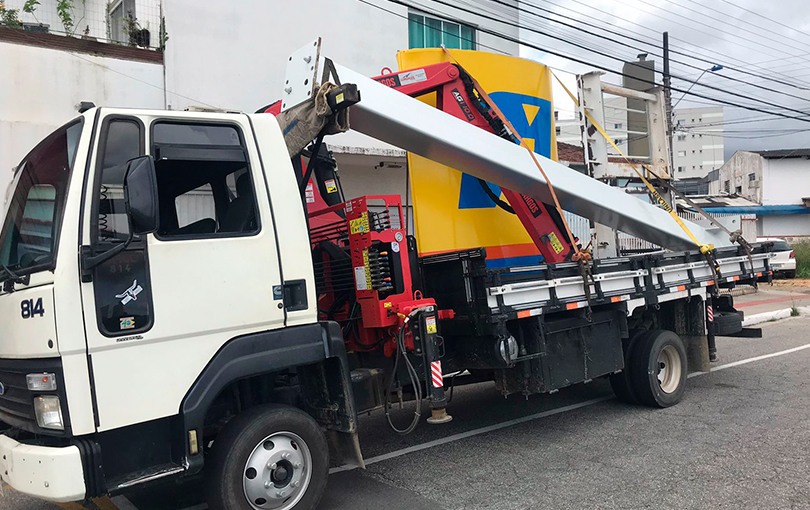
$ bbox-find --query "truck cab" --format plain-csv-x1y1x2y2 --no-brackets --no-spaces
0,108,357,507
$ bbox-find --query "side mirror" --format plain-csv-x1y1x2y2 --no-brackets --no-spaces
124,155,159,235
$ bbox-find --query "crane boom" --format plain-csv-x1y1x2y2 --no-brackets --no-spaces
331,63,730,252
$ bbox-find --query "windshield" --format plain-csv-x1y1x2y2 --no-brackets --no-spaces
0,120,83,280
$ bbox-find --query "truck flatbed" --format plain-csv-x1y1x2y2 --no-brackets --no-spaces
422,244,771,330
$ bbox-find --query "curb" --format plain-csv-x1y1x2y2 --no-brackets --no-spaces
743,306,810,326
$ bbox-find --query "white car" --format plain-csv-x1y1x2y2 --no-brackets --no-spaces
760,237,797,278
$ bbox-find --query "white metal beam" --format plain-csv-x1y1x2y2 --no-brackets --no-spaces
332,64,731,251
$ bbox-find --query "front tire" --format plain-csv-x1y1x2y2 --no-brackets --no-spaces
205,404,329,510
629,330,687,408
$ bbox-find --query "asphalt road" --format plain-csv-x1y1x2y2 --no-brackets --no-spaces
5,315,810,510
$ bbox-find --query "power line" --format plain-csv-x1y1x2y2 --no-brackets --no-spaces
365,0,810,125
538,0,809,89
415,0,810,119
716,0,810,44
611,0,810,67
481,0,810,106
663,0,810,58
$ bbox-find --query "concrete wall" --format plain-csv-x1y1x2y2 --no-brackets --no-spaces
759,215,810,239
762,157,810,206
162,0,517,152
0,41,164,189
709,151,762,203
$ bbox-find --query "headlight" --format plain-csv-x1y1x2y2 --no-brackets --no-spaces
26,373,57,391
33,396,64,430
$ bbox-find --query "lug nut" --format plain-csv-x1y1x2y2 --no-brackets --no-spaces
291,480,300,488
293,462,301,469
282,452,291,460
265,481,272,489
276,490,284,497
268,461,277,470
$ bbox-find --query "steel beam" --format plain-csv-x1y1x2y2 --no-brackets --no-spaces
333,64,731,251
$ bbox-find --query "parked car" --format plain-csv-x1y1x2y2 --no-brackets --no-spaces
760,237,796,278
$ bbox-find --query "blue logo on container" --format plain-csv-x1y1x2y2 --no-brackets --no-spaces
458,92,552,209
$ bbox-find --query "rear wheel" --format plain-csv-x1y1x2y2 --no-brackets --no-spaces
205,404,328,510
629,330,687,408
786,270,796,279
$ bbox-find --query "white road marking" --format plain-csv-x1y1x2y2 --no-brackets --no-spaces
165,339,810,510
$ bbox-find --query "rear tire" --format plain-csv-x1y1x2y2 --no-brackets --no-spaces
609,330,651,404
205,404,329,510
786,270,796,279
629,330,687,408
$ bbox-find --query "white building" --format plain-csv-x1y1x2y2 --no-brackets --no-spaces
672,106,724,180
709,149,810,241
0,0,519,213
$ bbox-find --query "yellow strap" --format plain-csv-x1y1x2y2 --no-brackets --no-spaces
442,48,589,261
552,73,712,254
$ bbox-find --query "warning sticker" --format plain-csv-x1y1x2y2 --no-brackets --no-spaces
305,183,315,204
399,69,428,85
324,179,338,193
548,231,564,254
354,266,368,291
425,316,437,334
350,212,370,235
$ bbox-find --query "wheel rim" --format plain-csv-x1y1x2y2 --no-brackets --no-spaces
656,345,682,394
242,431,312,510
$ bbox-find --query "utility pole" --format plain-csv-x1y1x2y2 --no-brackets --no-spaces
663,31,674,174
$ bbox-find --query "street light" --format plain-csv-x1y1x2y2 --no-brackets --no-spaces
673,65,724,108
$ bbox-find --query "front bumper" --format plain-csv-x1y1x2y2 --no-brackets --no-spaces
0,434,86,502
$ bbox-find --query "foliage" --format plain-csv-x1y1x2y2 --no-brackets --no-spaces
0,2,22,29
56,0,85,36
158,13,168,51
121,10,139,47
794,241,810,279
22,0,38,15
791,307,800,317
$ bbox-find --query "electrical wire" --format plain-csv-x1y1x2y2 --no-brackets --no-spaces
387,0,810,122
480,0,810,106
537,0,810,89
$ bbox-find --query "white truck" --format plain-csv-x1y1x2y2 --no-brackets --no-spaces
0,42,770,510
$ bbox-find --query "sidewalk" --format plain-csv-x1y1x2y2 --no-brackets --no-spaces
733,280,810,325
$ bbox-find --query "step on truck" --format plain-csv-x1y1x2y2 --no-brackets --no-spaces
0,40,771,509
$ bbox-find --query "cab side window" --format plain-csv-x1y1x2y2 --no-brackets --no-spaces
90,117,154,337
94,119,142,242
151,122,259,238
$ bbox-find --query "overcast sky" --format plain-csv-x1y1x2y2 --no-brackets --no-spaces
509,0,810,157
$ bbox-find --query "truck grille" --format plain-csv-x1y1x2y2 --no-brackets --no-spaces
0,358,69,436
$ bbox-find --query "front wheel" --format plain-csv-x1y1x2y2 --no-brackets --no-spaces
205,404,329,510
629,330,687,408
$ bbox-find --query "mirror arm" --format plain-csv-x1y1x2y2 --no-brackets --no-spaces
81,232,134,281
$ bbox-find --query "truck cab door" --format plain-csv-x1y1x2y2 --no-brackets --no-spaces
79,112,286,432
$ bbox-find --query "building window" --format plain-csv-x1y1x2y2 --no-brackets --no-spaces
724,180,730,193
692,150,696,153
677,166,685,172
677,134,686,141
677,119,685,126
555,126,561,135
554,111,559,121
691,134,695,138
699,134,703,138
108,0,136,45
699,150,703,154
748,173,756,182
614,123,622,129
735,186,742,194
409,13,475,50
677,150,686,157
614,138,624,145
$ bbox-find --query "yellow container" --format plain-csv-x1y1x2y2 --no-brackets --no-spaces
398,49,558,268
